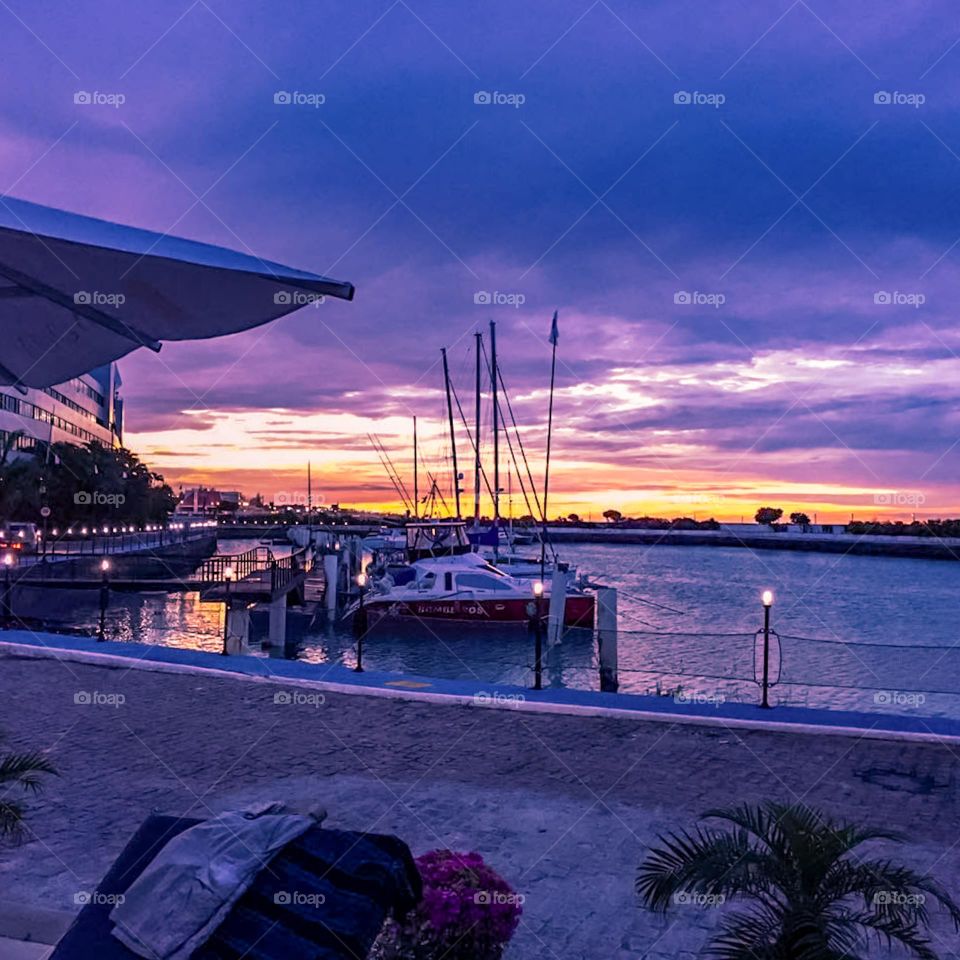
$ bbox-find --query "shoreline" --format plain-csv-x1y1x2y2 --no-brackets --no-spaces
544,526,960,560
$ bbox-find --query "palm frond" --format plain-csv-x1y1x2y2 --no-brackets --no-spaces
820,857,960,931
637,826,776,911
706,906,782,960
827,908,940,960
0,751,58,788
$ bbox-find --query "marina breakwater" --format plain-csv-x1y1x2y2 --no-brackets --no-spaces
544,525,960,560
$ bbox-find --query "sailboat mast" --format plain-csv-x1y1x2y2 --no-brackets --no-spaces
413,416,418,519
474,331,482,523
541,311,559,580
490,320,500,545
441,347,461,519
307,461,312,514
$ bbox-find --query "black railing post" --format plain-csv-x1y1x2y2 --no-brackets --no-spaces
760,590,773,709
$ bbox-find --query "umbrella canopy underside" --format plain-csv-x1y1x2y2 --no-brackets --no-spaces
0,194,354,389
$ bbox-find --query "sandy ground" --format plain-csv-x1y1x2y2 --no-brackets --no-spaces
1,652,958,959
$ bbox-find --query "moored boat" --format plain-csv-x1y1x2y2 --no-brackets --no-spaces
360,522,595,627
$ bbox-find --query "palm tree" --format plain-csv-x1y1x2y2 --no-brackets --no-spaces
0,750,57,839
637,801,960,959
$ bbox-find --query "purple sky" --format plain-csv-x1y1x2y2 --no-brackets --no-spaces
3,0,960,518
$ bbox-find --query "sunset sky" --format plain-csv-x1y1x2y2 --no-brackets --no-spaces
4,0,960,520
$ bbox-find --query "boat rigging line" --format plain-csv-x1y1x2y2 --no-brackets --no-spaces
368,433,412,514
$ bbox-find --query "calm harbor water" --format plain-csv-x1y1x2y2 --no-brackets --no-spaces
65,538,960,717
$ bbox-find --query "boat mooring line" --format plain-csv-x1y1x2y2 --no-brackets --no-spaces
2,636,958,745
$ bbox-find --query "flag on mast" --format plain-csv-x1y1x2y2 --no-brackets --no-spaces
548,310,559,345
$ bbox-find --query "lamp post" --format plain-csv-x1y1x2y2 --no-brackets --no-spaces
760,589,774,709
532,580,544,691
221,565,234,655
2,553,14,629
98,559,111,641
354,572,367,672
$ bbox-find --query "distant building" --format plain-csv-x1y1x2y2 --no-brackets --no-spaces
0,364,122,456
175,487,223,516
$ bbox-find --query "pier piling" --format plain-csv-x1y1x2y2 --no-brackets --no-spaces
323,554,338,616
597,586,619,693
267,594,286,646
225,606,250,655
547,568,568,647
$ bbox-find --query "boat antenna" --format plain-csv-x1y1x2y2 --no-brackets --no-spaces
413,415,419,519
441,347,461,519
490,319,499,560
474,331,482,525
541,310,559,582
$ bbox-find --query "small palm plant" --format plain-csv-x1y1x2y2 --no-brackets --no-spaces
637,801,960,959
0,750,57,840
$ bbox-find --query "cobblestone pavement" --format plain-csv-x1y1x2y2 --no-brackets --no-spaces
2,654,959,958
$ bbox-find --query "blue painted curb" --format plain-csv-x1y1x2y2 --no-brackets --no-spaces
4,629,958,740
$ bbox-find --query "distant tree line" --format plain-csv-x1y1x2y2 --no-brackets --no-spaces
0,436,177,527
848,519,960,538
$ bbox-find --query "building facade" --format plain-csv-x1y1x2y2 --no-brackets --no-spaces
0,364,123,457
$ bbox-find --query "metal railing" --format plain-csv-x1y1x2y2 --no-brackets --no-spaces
193,546,311,590
270,548,309,592
15,526,211,564
194,547,270,586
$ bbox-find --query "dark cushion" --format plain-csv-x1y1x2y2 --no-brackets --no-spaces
50,815,421,960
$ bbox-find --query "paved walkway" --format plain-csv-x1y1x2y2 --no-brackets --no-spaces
1,646,959,958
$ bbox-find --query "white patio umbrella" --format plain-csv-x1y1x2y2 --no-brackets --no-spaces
0,194,355,390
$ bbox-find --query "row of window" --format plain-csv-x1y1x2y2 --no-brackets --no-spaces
66,376,105,407
43,386,107,428
0,392,110,445
0,429,39,453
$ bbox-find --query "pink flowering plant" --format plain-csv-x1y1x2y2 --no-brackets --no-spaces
372,849,523,960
